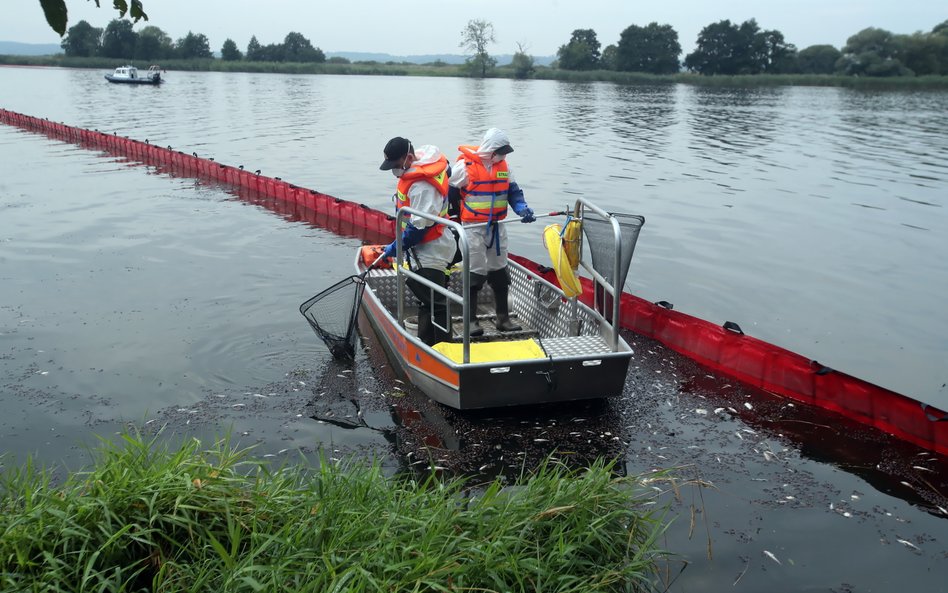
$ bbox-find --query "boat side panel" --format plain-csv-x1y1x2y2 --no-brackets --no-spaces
455,355,631,410
361,288,461,389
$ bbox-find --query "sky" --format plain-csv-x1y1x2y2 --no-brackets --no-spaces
4,0,945,57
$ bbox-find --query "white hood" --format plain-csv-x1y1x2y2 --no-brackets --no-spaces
475,128,511,160
412,144,443,166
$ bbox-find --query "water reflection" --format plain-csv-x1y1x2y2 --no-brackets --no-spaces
608,84,677,158
554,82,600,143
684,86,786,158
460,78,491,135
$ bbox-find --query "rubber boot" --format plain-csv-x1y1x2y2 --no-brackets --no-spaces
408,268,450,346
488,268,521,332
468,273,486,337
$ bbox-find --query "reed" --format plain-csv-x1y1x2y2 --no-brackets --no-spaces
4,55,948,88
0,432,673,592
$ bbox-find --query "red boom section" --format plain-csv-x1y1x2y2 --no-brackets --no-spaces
3,108,946,457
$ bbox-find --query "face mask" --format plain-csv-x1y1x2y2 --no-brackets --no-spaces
491,154,506,164
391,168,405,178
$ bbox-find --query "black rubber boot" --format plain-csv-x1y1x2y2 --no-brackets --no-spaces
488,268,521,332
468,273,486,337
407,268,450,346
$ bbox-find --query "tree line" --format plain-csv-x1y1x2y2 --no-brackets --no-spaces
57,14,948,79
555,18,948,77
60,20,327,64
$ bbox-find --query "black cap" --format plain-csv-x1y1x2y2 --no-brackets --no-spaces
495,144,514,155
379,137,412,170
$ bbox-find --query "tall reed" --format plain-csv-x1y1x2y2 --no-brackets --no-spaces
1,432,673,592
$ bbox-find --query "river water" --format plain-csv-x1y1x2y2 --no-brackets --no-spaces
1,66,947,591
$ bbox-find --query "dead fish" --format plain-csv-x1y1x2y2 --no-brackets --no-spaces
744,402,753,410
896,539,920,550
763,451,778,461
763,550,781,565
695,408,708,415
912,466,935,472
735,432,744,440
714,407,726,415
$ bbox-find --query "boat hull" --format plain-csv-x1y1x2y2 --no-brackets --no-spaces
105,75,161,85
358,260,633,410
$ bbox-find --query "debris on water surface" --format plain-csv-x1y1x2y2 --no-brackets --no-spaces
896,539,920,550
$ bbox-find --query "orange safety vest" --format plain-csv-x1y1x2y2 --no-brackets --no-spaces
456,145,510,224
394,154,451,243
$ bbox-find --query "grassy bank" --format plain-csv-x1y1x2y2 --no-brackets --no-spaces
4,54,948,89
0,433,673,592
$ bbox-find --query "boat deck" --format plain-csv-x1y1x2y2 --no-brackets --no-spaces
365,261,621,358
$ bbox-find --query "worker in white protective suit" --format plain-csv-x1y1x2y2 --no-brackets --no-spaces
449,128,536,335
379,137,457,345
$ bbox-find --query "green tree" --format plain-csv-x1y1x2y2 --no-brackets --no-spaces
246,36,262,61
460,19,496,77
221,38,242,61
895,24,948,75
100,19,137,59
616,22,681,74
797,44,841,74
557,29,601,70
255,43,285,62
135,25,172,61
60,19,102,57
835,27,909,76
510,42,535,79
600,44,617,70
754,29,798,73
685,19,794,75
40,0,146,36
175,31,213,59
283,32,325,62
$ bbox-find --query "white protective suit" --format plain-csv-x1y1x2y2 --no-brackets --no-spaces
399,144,457,270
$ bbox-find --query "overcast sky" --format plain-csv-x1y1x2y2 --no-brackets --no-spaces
5,0,945,57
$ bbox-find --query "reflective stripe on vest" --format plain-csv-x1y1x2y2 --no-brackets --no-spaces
456,145,509,223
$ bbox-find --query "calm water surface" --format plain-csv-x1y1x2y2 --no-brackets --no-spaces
1,66,947,592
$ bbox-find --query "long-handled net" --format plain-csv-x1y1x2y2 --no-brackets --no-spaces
582,212,645,290
300,251,388,360
581,212,645,321
300,274,367,360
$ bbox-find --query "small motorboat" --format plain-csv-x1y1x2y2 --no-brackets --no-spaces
105,65,162,85
303,198,645,410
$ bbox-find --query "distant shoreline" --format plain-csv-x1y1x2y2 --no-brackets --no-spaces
3,54,947,89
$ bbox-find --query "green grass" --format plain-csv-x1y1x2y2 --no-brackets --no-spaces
0,432,674,592
4,54,948,88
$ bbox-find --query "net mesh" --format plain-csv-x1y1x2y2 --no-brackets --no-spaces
581,212,645,290
299,275,366,359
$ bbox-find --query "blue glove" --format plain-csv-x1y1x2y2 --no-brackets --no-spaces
382,241,397,259
519,207,536,223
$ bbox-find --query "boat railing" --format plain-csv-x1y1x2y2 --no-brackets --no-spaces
393,207,473,363
394,201,637,362
571,197,639,352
